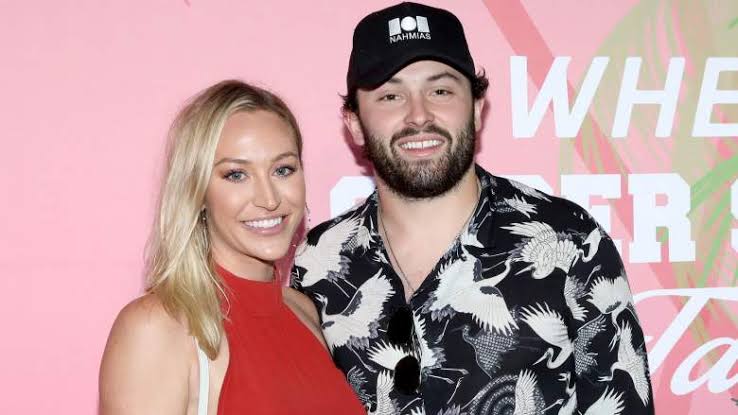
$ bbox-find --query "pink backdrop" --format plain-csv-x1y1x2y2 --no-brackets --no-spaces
1,1,736,413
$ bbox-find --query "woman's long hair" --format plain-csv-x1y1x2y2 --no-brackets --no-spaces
145,80,302,359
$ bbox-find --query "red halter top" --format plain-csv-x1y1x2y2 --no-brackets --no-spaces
216,265,365,414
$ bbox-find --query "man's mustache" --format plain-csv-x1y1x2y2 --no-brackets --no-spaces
390,124,453,146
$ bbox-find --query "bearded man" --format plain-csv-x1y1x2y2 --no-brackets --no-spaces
292,3,654,414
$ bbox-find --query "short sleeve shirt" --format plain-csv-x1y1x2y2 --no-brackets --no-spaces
291,165,654,415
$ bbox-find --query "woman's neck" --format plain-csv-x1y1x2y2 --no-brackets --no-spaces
211,248,274,282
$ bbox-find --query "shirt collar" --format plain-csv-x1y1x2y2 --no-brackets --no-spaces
362,164,500,250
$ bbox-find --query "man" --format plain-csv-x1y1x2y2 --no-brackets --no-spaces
292,2,654,414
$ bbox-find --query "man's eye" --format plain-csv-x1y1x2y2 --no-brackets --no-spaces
379,94,399,102
224,170,246,182
433,89,452,96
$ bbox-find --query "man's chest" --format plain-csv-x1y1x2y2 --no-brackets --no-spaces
314,246,573,411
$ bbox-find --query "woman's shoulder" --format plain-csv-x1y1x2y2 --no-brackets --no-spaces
101,294,195,386
102,293,194,370
112,294,190,343
282,287,327,348
99,294,196,413
282,287,319,324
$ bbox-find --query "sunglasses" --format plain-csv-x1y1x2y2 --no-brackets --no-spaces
387,306,421,395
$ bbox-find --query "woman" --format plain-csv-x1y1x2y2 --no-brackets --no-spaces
99,80,365,414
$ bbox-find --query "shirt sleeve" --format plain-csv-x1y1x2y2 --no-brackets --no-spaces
289,239,318,304
289,243,306,292
568,223,655,414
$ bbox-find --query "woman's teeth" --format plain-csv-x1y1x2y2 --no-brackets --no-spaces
244,217,283,228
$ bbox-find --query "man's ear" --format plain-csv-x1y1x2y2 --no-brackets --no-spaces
343,110,365,146
473,98,485,133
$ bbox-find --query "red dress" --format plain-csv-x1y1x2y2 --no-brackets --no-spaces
216,266,366,415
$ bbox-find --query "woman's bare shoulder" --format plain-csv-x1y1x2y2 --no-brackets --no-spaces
99,294,194,414
111,294,189,343
282,287,329,349
282,287,320,325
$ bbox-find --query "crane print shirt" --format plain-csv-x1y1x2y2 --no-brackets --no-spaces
291,165,654,415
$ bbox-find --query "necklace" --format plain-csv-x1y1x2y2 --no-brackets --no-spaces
378,212,415,294
378,178,481,298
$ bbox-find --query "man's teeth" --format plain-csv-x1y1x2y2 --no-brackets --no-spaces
400,139,442,150
244,217,283,228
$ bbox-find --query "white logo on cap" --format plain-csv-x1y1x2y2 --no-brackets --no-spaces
388,16,431,43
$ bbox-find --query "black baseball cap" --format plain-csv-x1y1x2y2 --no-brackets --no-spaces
346,2,476,93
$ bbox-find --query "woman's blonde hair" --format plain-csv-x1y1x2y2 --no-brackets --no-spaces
145,80,302,359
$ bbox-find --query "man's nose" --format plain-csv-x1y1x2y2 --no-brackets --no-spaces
404,94,434,127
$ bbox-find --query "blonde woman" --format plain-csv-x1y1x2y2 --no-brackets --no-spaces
99,80,365,415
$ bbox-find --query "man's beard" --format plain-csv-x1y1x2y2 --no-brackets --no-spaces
361,117,476,199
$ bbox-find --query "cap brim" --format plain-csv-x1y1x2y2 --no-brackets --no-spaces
353,48,475,90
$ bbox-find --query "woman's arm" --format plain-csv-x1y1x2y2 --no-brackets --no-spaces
99,294,194,415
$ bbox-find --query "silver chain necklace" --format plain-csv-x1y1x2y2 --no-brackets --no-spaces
378,179,481,297
378,211,415,294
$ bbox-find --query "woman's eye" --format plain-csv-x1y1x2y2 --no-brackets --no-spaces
275,166,296,177
224,170,246,182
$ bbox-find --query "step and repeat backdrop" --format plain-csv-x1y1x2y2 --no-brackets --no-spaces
1,1,735,413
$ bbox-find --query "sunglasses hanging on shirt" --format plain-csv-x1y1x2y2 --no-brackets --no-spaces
387,305,421,394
